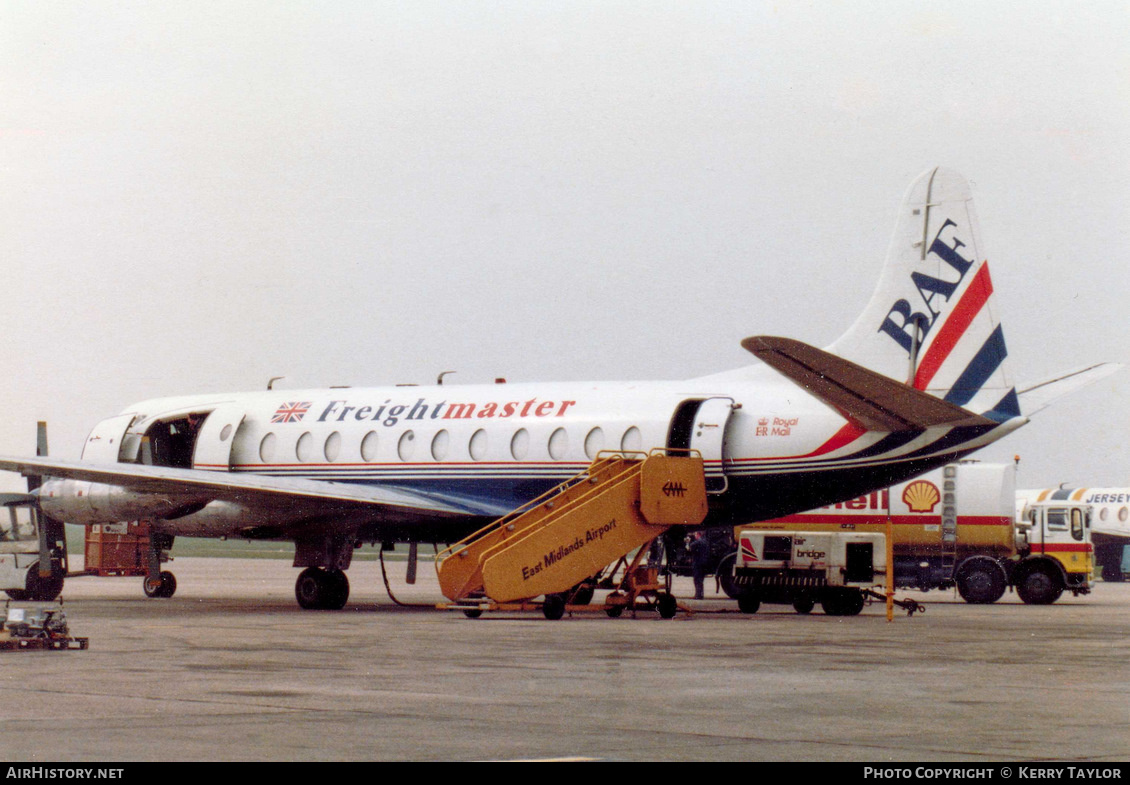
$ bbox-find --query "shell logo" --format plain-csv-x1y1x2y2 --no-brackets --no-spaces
903,480,941,513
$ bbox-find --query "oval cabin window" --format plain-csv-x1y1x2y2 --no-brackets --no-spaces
296,432,313,463
398,431,416,461
431,430,450,461
548,428,569,461
510,429,529,460
361,431,379,462
259,433,277,463
470,429,488,461
324,431,342,462
621,426,642,453
584,427,604,460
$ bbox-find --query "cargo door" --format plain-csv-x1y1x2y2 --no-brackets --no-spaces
80,414,138,465
667,397,735,493
192,405,246,472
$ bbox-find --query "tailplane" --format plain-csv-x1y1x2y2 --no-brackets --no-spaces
827,167,1019,423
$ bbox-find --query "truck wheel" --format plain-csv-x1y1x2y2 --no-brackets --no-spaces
15,562,64,602
1016,566,1064,605
840,590,865,616
737,592,760,614
793,597,815,614
820,589,858,616
716,552,740,599
820,590,842,615
955,557,1007,604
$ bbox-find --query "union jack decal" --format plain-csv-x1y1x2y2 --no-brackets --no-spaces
271,402,312,423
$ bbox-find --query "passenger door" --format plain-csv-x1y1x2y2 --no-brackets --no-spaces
667,397,735,493
192,406,246,472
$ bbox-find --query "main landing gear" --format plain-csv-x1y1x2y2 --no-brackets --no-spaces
295,567,350,610
143,533,177,599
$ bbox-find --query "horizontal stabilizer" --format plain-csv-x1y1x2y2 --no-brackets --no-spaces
1018,362,1124,417
742,335,995,432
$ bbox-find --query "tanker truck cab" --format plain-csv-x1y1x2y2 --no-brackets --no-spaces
1014,500,1093,604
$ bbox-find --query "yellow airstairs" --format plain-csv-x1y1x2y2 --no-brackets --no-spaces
436,450,709,620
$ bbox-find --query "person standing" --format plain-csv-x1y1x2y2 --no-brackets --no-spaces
689,531,710,600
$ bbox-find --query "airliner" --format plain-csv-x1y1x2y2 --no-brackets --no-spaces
0,168,1114,609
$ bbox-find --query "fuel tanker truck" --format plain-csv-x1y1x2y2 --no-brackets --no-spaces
724,461,1093,605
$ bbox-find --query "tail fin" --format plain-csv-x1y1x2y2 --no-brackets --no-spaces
828,167,1020,423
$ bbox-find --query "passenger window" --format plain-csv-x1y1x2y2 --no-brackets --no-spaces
361,431,379,462
296,432,313,463
510,429,529,460
548,428,568,460
469,429,488,461
621,426,642,454
431,430,450,461
259,433,277,463
324,431,342,462
1071,509,1085,542
584,427,604,460
398,431,416,461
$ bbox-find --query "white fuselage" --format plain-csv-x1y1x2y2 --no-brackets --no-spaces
38,365,1014,542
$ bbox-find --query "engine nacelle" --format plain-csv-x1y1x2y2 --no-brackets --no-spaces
37,478,210,526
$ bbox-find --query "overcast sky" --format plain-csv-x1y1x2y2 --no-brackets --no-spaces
1,1,1128,491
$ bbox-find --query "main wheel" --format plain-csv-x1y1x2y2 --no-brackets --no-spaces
323,569,350,610
956,557,1007,604
1016,566,1064,605
294,567,350,610
295,568,324,609
143,571,177,599
793,597,815,614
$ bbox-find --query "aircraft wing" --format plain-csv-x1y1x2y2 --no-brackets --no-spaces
742,335,996,431
0,455,492,518
1017,362,1124,417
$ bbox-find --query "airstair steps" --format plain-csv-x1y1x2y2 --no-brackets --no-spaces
436,451,708,604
